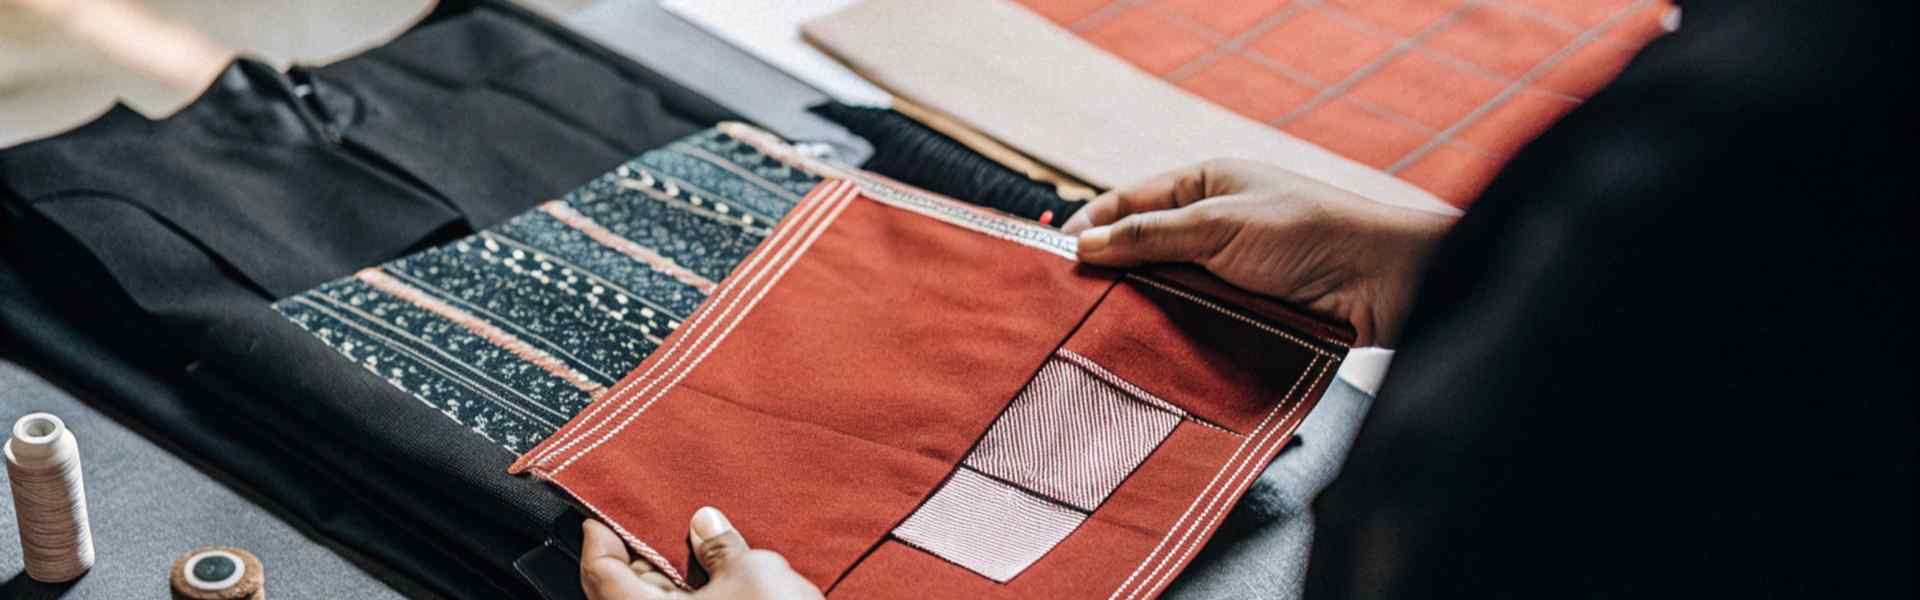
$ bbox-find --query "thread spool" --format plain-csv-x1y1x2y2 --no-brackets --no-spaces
4,412,95,582
171,546,265,600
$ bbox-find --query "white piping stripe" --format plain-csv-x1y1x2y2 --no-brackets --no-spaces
551,182,856,475
547,477,688,589
529,180,853,467
532,180,849,466
1107,356,1321,600
1130,360,1333,599
549,182,864,473
1126,274,1348,354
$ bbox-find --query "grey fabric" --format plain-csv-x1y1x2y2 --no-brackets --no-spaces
0,361,409,599
1166,378,1374,600
562,0,872,164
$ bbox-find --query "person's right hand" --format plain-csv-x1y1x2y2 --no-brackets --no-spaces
1063,159,1455,347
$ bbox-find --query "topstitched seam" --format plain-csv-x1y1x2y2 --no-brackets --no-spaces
545,476,689,589
1106,355,1319,600
527,180,851,467
1132,359,1332,599
531,179,848,466
550,182,856,474
1125,274,1349,354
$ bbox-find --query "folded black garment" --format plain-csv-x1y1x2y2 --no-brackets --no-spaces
812,102,1084,226
0,2,738,597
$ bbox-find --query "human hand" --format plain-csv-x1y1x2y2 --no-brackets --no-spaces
580,507,822,600
1063,159,1455,347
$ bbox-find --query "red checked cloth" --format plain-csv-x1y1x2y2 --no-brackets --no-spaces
1018,0,1676,205
511,174,1350,598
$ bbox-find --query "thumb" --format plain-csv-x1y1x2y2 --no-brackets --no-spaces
689,506,751,577
1076,203,1234,267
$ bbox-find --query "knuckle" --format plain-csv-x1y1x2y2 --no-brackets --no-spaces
697,539,736,566
1113,216,1157,245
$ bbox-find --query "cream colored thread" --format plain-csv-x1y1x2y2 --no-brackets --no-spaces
6,413,94,583
546,477,688,589
554,185,856,475
1053,346,1235,435
1132,360,1332,599
1107,357,1320,600
530,180,850,467
1125,274,1348,355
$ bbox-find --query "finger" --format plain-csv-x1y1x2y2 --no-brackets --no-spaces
1062,162,1227,233
688,506,753,578
583,556,673,599
582,519,632,567
583,519,677,599
637,570,677,591
1076,201,1238,267
626,559,677,592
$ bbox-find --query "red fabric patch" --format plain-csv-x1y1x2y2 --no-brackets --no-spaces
514,177,1349,595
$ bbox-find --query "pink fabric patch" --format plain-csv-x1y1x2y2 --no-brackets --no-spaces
892,468,1087,582
965,354,1183,511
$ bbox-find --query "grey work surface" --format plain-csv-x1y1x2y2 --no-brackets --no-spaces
562,0,873,164
0,361,407,599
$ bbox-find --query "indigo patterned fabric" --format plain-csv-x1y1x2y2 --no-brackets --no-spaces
274,127,821,452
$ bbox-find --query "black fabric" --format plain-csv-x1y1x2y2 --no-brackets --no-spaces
812,102,1084,225
1308,1,1914,597
0,3,739,598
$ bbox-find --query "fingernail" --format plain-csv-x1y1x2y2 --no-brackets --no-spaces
1078,226,1111,254
690,506,732,544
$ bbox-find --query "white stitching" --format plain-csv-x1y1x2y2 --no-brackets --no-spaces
537,180,851,469
528,180,841,466
1130,359,1332,599
1052,348,1251,436
544,477,688,589
1054,348,1187,417
1125,274,1349,354
551,183,857,475
529,181,852,467
1106,355,1321,600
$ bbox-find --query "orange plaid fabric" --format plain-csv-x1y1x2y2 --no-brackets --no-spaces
1016,0,1674,206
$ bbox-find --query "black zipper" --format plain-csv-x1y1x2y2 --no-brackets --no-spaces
285,68,469,225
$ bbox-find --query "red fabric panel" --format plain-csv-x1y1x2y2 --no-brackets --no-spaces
682,199,1112,464
512,180,1113,587
1063,275,1333,434
517,174,1350,597
552,385,950,586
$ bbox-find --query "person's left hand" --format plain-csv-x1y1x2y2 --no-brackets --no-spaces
580,507,822,600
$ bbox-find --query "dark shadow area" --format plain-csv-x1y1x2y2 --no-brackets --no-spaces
1,571,80,600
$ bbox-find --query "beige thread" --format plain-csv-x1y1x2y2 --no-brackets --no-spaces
1133,360,1332,599
1107,356,1320,600
1125,274,1348,354
546,477,688,589
552,184,857,475
531,180,851,466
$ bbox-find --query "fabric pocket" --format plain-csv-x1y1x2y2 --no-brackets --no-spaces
871,266,1350,589
892,351,1184,581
